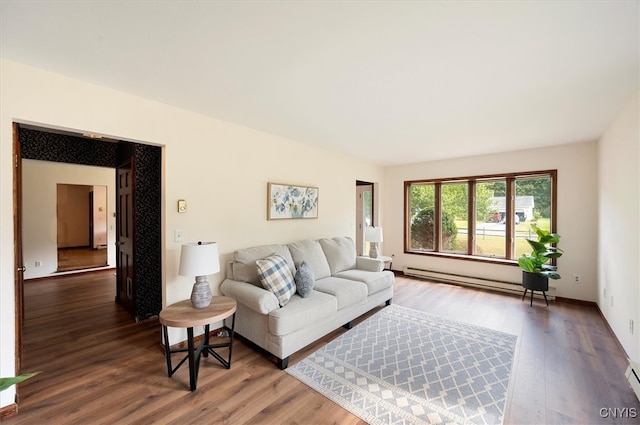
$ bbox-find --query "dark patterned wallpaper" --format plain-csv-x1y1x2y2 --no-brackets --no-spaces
20,127,162,321
20,128,118,167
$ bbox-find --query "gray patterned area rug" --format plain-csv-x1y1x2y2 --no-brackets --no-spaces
286,304,517,425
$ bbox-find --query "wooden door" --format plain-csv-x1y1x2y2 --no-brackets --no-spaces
116,158,135,317
13,122,25,370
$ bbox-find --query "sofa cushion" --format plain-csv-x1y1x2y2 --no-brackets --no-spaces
256,254,296,307
334,269,394,296
294,260,315,298
288,239,331,279
313,276,367,310
318,237,357,275
269,291,337,336
233,244,295,286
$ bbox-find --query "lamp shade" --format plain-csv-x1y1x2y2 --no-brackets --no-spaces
178,242,220,277
365,226,383,243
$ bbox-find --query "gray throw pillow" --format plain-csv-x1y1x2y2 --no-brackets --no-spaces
294,261,315,298
256,254,296,307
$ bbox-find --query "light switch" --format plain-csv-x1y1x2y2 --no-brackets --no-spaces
178,199,187,213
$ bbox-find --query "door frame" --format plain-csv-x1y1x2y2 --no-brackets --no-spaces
12,122,164,395
13,123,24,373
355,180,377,256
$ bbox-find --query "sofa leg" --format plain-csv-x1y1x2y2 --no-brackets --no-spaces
386,298,393,306
343,321,353,330
277,356,290,370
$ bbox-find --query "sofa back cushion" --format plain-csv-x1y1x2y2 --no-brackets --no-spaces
288,239,331,279
318,237,357,275
232,244,295,286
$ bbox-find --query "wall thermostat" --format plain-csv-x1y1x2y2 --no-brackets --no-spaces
177,199,187,213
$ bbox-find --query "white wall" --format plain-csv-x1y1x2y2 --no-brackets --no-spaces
22,160,116,278
383,141,599,302
0,60,384,408
598,92,640,362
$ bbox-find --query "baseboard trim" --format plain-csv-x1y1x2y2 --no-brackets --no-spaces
593,303,630,360
161,327,226,352
0,403,18,419
555,296,596,306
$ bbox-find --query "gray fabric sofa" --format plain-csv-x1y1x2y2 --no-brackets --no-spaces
220,236,394,369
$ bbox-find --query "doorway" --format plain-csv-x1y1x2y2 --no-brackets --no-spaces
56,183,109,272
14,123,162,371
356,180,374,256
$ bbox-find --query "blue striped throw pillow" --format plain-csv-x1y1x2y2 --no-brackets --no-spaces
256,254,296,307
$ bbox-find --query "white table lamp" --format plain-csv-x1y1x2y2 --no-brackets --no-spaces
365,226,383,258
178,241,220,309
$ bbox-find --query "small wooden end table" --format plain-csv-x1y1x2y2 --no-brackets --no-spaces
378,255,393,270
159,296,236,391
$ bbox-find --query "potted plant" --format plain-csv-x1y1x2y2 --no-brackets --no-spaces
518,224,563,295
0,372,40,392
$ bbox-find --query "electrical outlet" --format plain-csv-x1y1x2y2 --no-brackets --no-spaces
174,229,184,242
631,320,635,335
35,260,41,267
573,274,581,283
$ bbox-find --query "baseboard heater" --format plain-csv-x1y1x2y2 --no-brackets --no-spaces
403,266,556,301
626,359,640,402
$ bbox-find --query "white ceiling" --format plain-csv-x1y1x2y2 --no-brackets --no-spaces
1,1,638,166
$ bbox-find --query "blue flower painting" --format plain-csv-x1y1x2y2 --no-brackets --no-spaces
268,183,319,220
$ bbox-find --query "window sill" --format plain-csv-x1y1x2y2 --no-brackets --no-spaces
404,250,520,266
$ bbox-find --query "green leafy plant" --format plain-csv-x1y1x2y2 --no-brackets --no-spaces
518,224,563,279
0,372,40,392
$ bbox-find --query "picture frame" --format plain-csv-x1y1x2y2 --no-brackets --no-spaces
267,183,319,220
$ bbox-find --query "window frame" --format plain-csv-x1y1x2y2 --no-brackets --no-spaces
404,170,557,265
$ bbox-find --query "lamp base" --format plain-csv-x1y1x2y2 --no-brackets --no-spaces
191,276,212,309
369,242,379,259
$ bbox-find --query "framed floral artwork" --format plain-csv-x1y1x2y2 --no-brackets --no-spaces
267,183,319,220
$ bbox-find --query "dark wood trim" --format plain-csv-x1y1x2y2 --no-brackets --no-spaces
506,178,515,259
468,180,476,255
434,183,442,251
12,122,23,374
404,170,558,266
404,169,558,185
403,181,411,253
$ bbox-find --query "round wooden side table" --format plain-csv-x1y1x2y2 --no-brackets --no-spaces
159,296,236,391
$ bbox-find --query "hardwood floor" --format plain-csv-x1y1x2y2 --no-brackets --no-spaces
57,247,108,272
5,270,639,424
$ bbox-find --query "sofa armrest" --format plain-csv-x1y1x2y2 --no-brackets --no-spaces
220,278,280,315
355,256,384,272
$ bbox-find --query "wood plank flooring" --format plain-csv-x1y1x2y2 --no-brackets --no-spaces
57,247,108,272
4,270,639,424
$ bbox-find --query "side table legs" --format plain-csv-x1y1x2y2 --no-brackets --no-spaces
162,313,236,391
